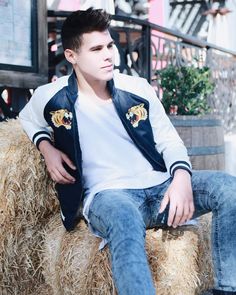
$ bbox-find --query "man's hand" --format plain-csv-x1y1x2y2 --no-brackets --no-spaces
159,169,194,228
39,140,76,184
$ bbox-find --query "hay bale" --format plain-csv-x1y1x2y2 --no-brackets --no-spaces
42,214,213,295
0,120,58,230
28,283,53,295
0,225,45,295
148,228,200,295
196,214,214,293
42,215,115,295
0,119,59,294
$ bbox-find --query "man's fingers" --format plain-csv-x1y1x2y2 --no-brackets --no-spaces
172,205,184,228
167,202,177,227
50,170,67,184
58,166,76,182
178,202,190,225
159,194,169,213
61,153,76,170
51,170,68,184
188,201,195,220
49,170,57,182
50,168,75,184
176,201,195,226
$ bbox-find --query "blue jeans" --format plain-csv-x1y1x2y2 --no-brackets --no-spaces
88,171,236,294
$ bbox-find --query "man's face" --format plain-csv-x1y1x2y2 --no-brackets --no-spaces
72,30,115,82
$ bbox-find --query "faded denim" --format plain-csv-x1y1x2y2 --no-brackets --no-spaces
88,170,236,294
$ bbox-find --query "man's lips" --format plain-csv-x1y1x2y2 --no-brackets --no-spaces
101,64,113,69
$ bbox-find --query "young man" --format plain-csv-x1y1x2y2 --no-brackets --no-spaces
19,8,236,295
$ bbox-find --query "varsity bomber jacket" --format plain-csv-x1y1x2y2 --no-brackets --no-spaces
19,71,192,231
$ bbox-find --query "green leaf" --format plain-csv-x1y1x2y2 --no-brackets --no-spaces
156,65,214,115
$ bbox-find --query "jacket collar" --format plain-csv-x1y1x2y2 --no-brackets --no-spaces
67,70,116,104
67,71,78,105
107,77,116,98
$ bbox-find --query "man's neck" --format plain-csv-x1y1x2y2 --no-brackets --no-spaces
75,71,111,101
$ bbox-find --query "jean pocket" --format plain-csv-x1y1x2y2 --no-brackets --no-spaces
154,204,169,229
147,199,170,230
139,195,167,229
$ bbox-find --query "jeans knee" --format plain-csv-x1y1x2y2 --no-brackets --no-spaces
208,172,236,211
104,203,145,240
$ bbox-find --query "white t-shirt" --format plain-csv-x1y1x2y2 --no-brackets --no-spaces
74,92,170,221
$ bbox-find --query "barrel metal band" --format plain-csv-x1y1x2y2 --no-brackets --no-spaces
187,145,225,156
171,119,222,127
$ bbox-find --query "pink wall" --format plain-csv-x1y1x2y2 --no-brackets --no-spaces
148,0,168,72
149,0,165,26
58,0,80,11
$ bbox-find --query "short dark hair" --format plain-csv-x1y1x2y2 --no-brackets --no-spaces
61,8,111,51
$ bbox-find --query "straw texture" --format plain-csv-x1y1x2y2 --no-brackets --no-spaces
196,214,214,293
0,119,59,295
42,214,213,295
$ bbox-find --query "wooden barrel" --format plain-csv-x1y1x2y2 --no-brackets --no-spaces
170,115,225,170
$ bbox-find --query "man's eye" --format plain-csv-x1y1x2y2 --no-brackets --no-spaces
92,47,101,51
108,43,114,49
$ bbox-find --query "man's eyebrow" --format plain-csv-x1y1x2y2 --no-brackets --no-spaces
89,40,115,50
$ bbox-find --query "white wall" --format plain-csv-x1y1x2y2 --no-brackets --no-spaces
224,133,236,176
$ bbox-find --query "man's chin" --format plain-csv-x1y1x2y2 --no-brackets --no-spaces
101,72,114,81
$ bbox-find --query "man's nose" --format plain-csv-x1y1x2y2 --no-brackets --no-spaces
103,47,113,60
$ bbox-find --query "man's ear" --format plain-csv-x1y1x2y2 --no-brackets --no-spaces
64,49,77,65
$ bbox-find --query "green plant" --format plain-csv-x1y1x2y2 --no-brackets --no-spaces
156,65,214,115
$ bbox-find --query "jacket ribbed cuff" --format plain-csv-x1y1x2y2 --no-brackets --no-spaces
169,161,192,177
32,131,52,150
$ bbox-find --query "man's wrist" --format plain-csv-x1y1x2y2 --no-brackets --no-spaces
38,140,53,156
169,161,192,177
173,168,192,178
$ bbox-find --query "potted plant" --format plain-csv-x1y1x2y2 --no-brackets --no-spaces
156,65,214,116
156,65,225,170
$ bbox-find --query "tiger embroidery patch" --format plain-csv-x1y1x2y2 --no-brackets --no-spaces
126,103,148,128
50,109,73,130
